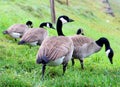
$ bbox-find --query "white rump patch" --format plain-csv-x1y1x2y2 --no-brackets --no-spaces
10,32,21,38
47,23,50,28
60,17,67,24
30,41,38,46
106,49,110,57
47,56,65,66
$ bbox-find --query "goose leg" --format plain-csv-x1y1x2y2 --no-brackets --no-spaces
63,48,73,75
71,58,75,66
29,45,32,49
42,64,46,80
63,63,68,75
15,38,17,41
79,58,84,69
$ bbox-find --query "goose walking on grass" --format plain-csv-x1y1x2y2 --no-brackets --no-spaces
70,35,114,69
18,22,55,47
3,21,33,41
36,15,74,79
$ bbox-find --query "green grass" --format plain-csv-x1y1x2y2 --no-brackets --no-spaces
0,0,120,87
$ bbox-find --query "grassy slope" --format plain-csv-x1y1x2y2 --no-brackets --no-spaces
0,0,120,87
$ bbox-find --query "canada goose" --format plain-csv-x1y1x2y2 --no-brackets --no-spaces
76,28,84,35
36,15,74,79
70,35,114,69
3,21,33,41
18,22,55,47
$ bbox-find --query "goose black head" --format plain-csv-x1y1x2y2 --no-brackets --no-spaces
58,15,74,24
76,28,84,35
39,22,55,29
26,21,33,28
56,15,74,36
96,37,114,64
106,48,114,64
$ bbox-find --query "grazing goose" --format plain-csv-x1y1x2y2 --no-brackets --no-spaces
18,22,55,47
36,15,74,79
76,28,84,35
3,21,33,41
70,35,114,69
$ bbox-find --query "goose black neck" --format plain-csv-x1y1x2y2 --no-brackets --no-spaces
96,37,111,51
40,23,46,28
56,19,64,36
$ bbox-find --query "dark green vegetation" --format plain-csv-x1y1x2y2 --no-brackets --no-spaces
0,0,120,87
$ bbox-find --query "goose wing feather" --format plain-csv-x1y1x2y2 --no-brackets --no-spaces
21,28,48,42
70,35,93,47
37,36,73,61
7,24,28,34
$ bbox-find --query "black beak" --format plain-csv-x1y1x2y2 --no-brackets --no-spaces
51,26,55,29
69,19,74,22
108,48,114,64
109,57,113,64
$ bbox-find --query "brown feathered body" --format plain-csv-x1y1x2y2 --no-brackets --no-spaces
20,28,48,45
37,36,74,66
5,24,29,38
70,35,101,59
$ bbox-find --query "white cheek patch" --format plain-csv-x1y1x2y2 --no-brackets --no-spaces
47,23,50,28
60,17,67,24
106,49,110,57
10,32,21,38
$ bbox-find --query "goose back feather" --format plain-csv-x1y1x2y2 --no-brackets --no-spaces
20,28,48,45
7,24,28,34
37,36,73,63
18,22,55,46
71,35,101,58
3,21,33,41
